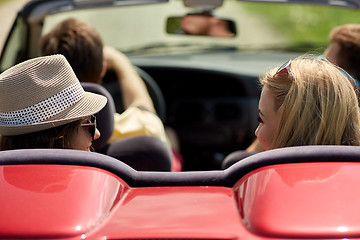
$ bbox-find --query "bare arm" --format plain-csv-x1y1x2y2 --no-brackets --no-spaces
103,46,155,112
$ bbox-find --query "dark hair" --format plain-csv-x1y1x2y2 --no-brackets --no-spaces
0,120,81,150
40,18,104,84
329,24,360,81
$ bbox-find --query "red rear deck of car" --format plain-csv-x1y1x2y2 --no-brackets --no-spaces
1,162,360,240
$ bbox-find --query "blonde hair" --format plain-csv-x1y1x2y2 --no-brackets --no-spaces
260,56,360,149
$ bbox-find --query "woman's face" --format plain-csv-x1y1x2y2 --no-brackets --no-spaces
255,85,280,150
69,117,100,151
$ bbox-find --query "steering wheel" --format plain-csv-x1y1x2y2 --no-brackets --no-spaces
101,66,167,122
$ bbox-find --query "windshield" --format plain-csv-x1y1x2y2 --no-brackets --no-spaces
41,0,360,55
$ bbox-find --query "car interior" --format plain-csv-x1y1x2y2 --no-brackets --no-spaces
0,0,293,171
82,82,173,171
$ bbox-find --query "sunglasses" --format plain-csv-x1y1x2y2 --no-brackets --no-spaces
274,60,294,81
275,57,360,89
317,55,360,88
80,115,97,141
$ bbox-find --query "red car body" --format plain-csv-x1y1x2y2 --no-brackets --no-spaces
0,147,359,240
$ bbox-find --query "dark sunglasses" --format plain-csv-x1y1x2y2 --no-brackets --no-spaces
274,60,294,80
80,115,97,141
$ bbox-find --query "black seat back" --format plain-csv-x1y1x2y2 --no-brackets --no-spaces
81,82,172,171
81,82,115,152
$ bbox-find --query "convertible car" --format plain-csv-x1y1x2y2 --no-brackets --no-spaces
3,0,360,170
1,0,360,239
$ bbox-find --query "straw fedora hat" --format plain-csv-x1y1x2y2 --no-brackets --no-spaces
0,54,107,136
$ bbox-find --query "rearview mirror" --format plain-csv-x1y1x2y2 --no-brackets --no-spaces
166,14,237,38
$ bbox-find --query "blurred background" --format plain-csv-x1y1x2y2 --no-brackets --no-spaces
0,0,29,49
1,0,360,53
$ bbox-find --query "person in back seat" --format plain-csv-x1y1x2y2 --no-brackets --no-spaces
246,24,360,153
222,56,360,168
0,55,107,151
255,56,360,150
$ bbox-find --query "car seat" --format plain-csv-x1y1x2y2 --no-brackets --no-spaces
81,82,173,171
221,150,256,169
223,145,360,186
81,82,115,152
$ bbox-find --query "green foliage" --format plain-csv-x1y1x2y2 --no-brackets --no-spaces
242,2,360,45
166,17,182,33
